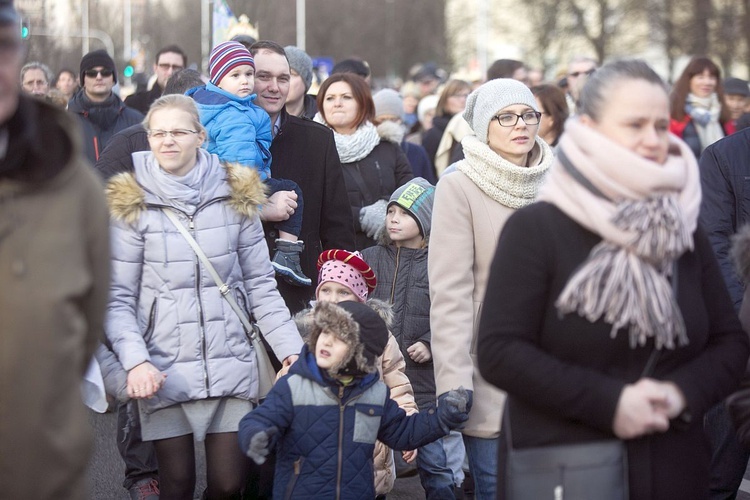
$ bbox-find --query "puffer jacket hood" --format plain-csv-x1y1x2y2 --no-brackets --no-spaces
106,158,267,224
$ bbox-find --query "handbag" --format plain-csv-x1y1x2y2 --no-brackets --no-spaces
162,208,277,399
504,268,677,500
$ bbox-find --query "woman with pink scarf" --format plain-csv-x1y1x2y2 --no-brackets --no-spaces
477,60,749,499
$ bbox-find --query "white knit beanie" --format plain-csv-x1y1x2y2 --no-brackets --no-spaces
463,78,538,143
373,89,404,120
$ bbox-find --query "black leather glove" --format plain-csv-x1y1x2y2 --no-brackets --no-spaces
437,387,470,433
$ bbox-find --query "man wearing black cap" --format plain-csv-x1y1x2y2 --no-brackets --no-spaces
68,49,143,163
0,1,111,497
723,77,750,135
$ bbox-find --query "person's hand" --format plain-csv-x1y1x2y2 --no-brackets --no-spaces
359,200,388,239
407,342,432,363
260,190,298,222
246,426,279,464
436,387,470,433
282,355,299,368
612,379,670,439
127,361,166,399
402,449,418,463
653,381,687,419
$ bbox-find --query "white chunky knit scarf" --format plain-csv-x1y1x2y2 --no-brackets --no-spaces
455,135,554,209
313,113,381,163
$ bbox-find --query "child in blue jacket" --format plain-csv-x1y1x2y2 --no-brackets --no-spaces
187,41,310,286
238,300,469,499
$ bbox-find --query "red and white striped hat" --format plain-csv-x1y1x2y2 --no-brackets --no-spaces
209,41,255,85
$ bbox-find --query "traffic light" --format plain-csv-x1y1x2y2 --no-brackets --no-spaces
20,19,29,39
123,62,134,78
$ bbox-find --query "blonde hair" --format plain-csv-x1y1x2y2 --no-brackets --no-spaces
142,94,205,135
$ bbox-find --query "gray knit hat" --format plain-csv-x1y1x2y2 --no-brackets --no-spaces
284,45,313,93
463,78,538,143
373,89,404,120
388,177,436,238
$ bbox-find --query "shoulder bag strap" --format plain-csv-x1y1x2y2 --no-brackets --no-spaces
161,208,260,342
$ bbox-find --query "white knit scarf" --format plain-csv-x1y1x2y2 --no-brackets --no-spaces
685,93,724,150
455,135,554,209
313,113,381,163
538,119,701,349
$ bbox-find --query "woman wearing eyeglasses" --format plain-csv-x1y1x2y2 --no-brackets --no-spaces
478,60,748,500
428,78,554,499
105,94,303,499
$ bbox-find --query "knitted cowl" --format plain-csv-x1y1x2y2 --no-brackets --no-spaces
537,119,701,349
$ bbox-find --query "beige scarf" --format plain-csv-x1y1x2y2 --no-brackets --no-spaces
538,119,701,349
456,135,554,209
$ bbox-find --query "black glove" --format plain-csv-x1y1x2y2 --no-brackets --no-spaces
246,426,278,464
437,387,470,433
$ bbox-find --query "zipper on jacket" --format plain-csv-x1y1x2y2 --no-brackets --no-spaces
284,457,304,500
336,384,345,500
374,161,384,195
190,213,210,392
389,247,401,304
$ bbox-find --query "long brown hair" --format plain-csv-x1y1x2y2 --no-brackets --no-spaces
670,57,729,123
435,79,471,118
316,73,374,131
531,84,569,146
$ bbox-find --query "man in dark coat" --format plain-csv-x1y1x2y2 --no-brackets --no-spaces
250,41,355,314
124,45,187,114
68,49,143,163
699,128,750,499
0,1,111,497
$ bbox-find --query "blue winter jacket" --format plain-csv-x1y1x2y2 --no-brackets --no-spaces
187,83,273,179
238,345,448,500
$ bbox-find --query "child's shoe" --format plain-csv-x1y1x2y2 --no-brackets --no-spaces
271,239,312,287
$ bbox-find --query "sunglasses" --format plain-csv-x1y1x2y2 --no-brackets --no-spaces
568,69,596,78
84,69,114,78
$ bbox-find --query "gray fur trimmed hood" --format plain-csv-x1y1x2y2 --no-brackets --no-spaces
105,162,267,224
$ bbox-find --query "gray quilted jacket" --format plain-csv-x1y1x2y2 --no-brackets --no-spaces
105,151,303,413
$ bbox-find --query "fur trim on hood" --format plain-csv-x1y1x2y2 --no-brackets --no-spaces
376,120,405,145
106,162,267,224
732,224,750,283
294,299,394,341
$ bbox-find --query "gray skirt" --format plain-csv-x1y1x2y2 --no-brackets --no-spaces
139,397,254,442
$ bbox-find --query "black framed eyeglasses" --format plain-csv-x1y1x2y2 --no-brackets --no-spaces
493,111,542,127
147,129,199,140
84,68,114,78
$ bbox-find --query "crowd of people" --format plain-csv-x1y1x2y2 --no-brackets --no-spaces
6,0,750,497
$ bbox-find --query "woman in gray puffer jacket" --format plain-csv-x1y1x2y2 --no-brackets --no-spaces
105,94,303,499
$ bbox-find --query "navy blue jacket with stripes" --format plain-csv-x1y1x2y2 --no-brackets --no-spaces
238,344,448,499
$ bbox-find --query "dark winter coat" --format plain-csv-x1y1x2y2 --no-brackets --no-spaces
264,110,355,313
123,83,163,115
727,226,750,447
67,89,144,163
698,127,750,310
342,140,413,250
478,202,749,500
402,140,436,184
238,344,448,500
93,123,148,180
362,244,436,409
421,114,451,169
0,96,110,499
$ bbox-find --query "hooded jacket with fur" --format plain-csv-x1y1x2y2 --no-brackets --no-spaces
105,153,302,413
238,301,446,500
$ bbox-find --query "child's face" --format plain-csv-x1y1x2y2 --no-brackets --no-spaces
218,64,255,97
317,281,359,304
316,329,350,371
386,205,423,249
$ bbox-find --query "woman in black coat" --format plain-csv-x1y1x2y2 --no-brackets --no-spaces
477,59,749,500
315,73,413,250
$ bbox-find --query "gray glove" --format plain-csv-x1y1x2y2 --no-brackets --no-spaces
359,199,388,239
246,426,278,464
437,387,470,433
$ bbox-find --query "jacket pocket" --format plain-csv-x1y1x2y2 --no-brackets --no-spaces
283,456,305,500
223,284,254,361
353,403,384,444
143,298,158,344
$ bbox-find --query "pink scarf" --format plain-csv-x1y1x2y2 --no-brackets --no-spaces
538,119,701,349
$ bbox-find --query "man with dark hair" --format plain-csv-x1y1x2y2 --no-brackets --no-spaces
250,40,355,313
124,44,187,114
68,49,143,163
331,57,371,85
0,1,110,497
